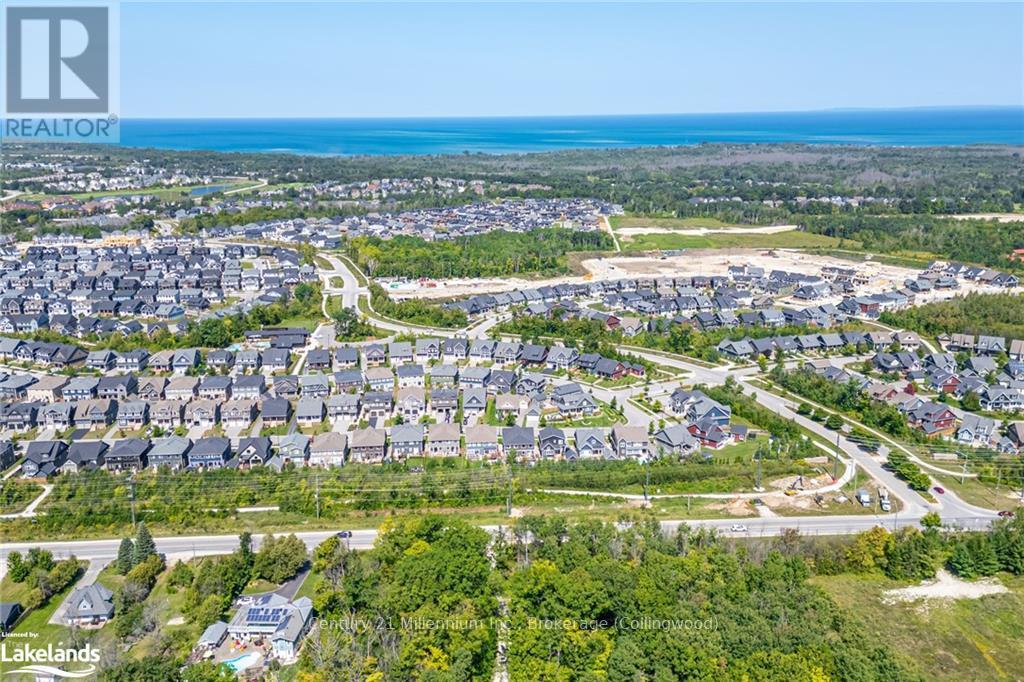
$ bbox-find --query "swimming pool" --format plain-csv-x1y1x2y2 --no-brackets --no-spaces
224,652,261,672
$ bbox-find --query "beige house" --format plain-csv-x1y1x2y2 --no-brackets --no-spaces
26,375,69,403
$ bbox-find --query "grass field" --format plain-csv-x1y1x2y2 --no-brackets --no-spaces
814,572,1024,680
610,215,736,229
28,180,252,202
930,472,1024,514
618,230,845,251
275,314,324,332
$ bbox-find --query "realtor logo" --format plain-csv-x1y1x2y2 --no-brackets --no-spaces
6,6,109,112
2,1,119,141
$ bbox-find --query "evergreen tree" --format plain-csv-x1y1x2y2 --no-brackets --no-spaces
6,552,28,583
947,541,976,578
238,532,253,569
132,522,156,566
973,536,1001,577
116,537,135,574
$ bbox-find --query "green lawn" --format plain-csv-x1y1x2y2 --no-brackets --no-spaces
547,405,624,428
619,230,845,251
31,180,251,202
241,578,279,595
814,572,1024,680
930,473,1023,514
293,571,321,601
276,315,324,332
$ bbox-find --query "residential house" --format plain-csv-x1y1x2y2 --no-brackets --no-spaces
426,423,460,457
611,425,649,460
309,432,347,468
148,436,192,470
349,427,387,463
465,425,500,461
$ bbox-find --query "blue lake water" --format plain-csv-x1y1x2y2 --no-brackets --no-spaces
119,108,1024,156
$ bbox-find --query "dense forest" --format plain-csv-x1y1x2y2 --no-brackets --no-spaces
368,284,468,328
288,511,1024,681
802,215,1024,270
879,293,1024,341
347,228,614,280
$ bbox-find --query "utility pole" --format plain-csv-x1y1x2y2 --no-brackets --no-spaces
960,459,968,485
833,433,840,481
755,445,763,491
506,464,513,516
315,474,320,519
643,459,651,503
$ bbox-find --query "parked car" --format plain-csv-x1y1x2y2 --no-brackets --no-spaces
998,510,1014,517
335,530,352,539
933,486,945,495
729,524,748,533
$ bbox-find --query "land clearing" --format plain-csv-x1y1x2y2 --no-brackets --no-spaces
883,570,1010,607
947,213,1024,223
614,224,798,237
816,572,1024,680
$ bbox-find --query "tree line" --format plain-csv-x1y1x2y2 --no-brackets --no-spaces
348,228,614,280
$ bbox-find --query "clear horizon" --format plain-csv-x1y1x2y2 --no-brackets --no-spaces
121,2,1024,118
119,104,1024,121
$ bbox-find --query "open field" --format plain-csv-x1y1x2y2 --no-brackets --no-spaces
27,180,253,202
947,212,1024,223
614,224,800,238
616,229,845,251
814,572,1024,680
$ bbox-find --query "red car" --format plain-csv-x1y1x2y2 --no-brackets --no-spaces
933,486,945,494
998,510,1014,517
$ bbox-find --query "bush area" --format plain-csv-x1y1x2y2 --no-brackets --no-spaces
368,283,467,328
0,480,42,513
4,548,81,611
347,227,614,279
880,293,1024,342
770,366,919,442
802,215,1024,270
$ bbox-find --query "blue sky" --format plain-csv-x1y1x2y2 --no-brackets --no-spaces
122,2,1024,118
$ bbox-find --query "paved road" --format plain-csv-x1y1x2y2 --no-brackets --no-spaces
619,347,997,521
1,511,999,578
319,253,368,310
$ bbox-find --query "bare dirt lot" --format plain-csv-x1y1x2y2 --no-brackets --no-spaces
613,224,799,237
947,213,1024,223
883,569,1009,609
387,248,1022,304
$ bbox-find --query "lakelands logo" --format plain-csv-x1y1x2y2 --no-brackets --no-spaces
1,642,100,678
1,0,120,142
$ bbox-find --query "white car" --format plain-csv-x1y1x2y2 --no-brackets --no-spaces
729,524,749,533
